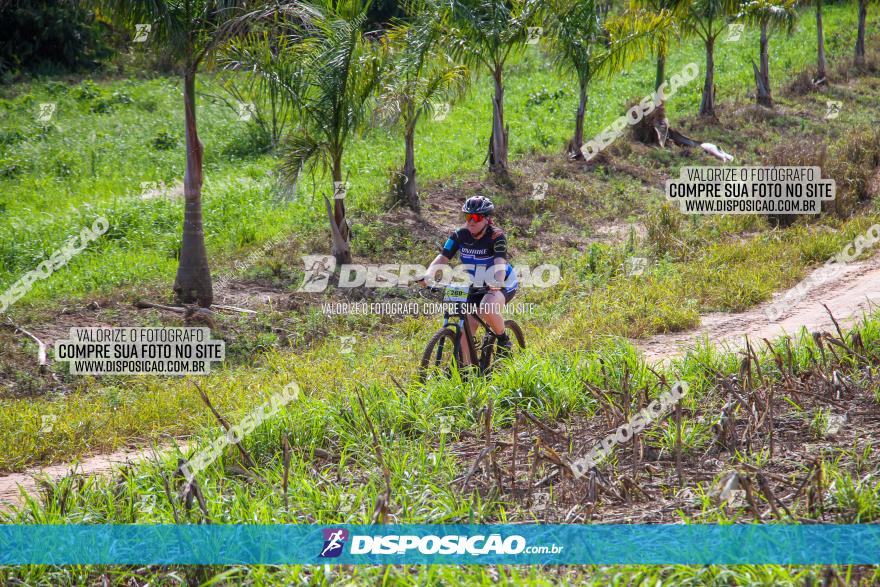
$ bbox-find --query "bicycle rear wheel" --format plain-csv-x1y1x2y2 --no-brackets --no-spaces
505,319,526,349
418,328,459,384
479,320,526,375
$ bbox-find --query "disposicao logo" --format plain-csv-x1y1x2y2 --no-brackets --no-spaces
317,529,563,557
319,528,348,558
349,534,527,555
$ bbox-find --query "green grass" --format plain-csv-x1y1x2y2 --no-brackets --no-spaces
4,201,880,472
3,299,880,584
2,4,880,584
0,2,875,310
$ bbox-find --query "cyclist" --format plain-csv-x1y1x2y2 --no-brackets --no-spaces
417,196,518,363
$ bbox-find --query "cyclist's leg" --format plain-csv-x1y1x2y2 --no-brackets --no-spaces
459,290,483,366
459,315,478,366
477,290,507,336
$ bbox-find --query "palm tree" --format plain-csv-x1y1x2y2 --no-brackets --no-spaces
220,20,303,149
810,0,828,82
680,0,742,117
547,0,672,157
381,0,468,212
96,0,263,307
630,0,689,91
816,0,827,82
278,0,385,264
737,0,797,107
448,0,543,179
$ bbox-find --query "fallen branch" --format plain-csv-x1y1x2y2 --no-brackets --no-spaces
191,381,264,480
2,319,48,371
461,443,497,490
134,300,188,314
521,410,563,438
211,304,257,315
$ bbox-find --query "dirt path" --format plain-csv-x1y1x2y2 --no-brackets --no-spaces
0,443,185,512
638,250,880,363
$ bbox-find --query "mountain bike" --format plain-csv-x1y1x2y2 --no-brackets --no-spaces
417,284,525,383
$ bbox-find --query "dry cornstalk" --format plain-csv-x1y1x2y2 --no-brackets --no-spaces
355,389,392,524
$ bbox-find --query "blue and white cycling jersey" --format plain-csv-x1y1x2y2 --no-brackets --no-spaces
440,224,518,293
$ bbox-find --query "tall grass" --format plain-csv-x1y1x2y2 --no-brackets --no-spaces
0,2,874,308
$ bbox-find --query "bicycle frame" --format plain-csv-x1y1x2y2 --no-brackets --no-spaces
440,305,494,368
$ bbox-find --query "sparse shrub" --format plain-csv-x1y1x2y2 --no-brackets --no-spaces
808,407,829,439
44,81,68,96
111,91,133,105
52,155,75,177
764,127,880,220
151,129,178,150
762,139,828,226
826,127,880,205
89,97,114,113
220,124,272,160
646,203,683,256
0,156,24,179
89,90,133,114
74,80,100,101
783,69,816,97
526,87,566,112
139,98,158,113
0,128,25,146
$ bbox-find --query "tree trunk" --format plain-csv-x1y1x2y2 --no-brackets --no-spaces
655,54,666,91
816,0,827,82
173,69,213,308
855,0,867,66
699,37,716,117
403,124,419,212
569,83,588,158
329,154,352,264
488,66,508,176
755,23,773,107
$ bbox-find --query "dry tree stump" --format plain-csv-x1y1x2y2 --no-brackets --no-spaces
629,102,733,162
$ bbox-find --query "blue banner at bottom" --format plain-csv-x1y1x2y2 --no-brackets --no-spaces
0,524,878,565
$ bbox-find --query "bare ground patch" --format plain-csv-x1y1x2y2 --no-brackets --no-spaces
637,250,880,363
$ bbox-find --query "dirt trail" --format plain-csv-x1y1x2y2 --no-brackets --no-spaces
638,250,880,363
0,443,185,511
4,252,880,510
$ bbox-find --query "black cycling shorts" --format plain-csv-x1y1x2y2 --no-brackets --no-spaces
465,288,517,313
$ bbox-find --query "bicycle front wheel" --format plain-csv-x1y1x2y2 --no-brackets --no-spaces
418,328,459,384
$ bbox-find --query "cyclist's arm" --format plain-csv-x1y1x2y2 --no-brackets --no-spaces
419,232,460,286
419,254,450,286
489,230,510,290
488,258,507,290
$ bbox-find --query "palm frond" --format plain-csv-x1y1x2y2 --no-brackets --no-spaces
593,9,675,78
270,0,386,187
278,129,325,185
449,0,544,69
680,0,744,40
737,0,799,35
